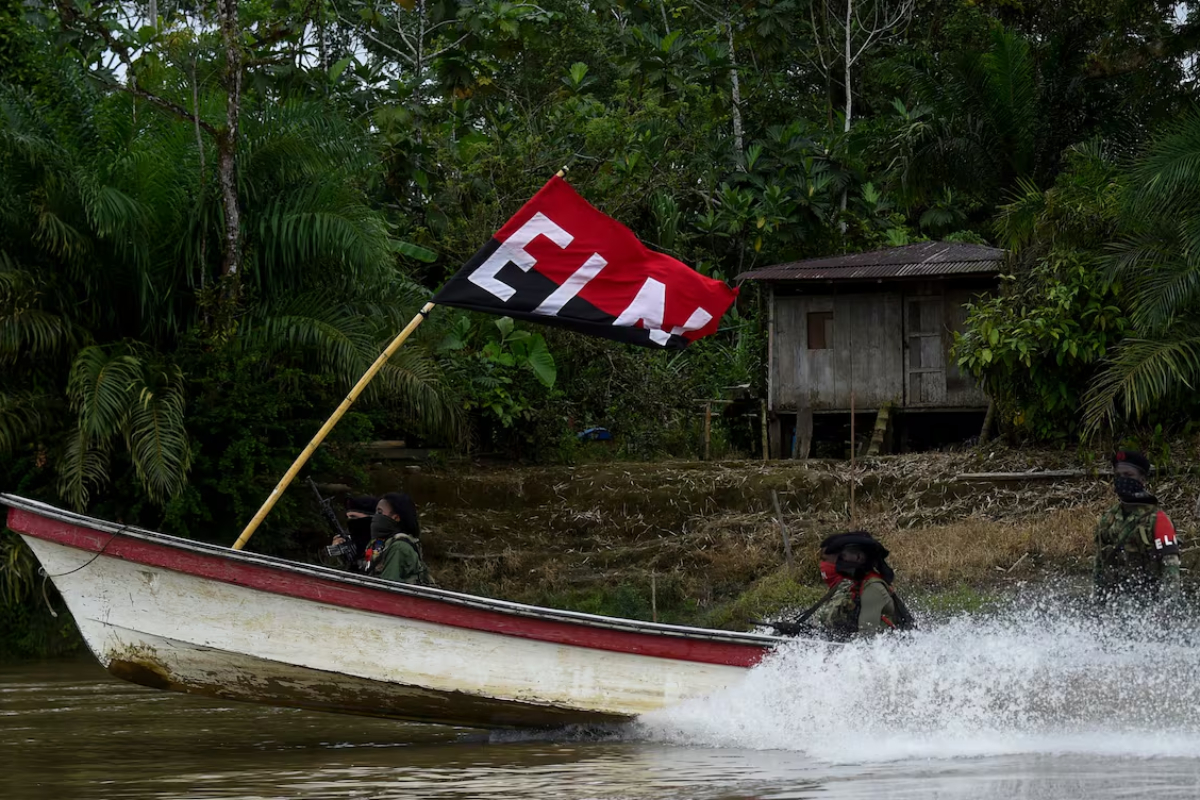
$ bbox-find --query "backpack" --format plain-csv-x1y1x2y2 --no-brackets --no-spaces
883,585,917,631
850,576,917,632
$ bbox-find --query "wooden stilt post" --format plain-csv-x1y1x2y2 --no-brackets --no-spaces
850,391,856,526
761,400,768,462
231,301,436,551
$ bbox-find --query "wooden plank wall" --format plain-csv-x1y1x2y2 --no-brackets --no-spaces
770,285,989,412
771,294,903,412
943,286,989,407
904,293,948,406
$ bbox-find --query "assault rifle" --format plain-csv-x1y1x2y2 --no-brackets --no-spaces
309,478,356,570
746,618,819,638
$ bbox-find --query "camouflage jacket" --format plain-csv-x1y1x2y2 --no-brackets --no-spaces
812,576,896,639
375,533,433,586
1093,503,1181,602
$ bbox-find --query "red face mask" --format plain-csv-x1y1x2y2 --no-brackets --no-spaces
819,560,842,588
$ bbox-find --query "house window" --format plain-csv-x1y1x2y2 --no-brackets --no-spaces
808,312,833,350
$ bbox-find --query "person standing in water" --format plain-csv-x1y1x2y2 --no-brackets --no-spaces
1093,449,1181,605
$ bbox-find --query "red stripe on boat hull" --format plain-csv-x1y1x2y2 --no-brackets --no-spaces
8,508,770,668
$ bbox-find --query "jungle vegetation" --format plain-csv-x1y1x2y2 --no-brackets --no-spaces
3,0,1200,548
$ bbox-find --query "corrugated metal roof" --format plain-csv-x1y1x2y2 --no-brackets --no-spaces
737,242,1005,282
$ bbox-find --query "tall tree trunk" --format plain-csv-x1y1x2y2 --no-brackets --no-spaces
217,0,242,280
318,3,328,74
192,58,207,291
839,0,852,225
727,21,744,163
843,0,852,133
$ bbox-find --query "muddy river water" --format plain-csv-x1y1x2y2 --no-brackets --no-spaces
4,607,1200,799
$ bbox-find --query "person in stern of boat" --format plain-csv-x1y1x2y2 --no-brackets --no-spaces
327,494,376,563
369,492,434,586
1093,448,1181,607
769,532,914,641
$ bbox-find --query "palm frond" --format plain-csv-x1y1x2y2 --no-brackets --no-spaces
1083,331,1200,433
372,345,463,441
246,292,460,440
993,177,1045,250
0,307,77,364
1124,257,1200,332
126,365,192,504
1,531,37,607
244,297,378,388
32,205,91,263
254,183,392,287
980,28,1037,176
0,87,68,173
57,424,113,512
66,345,144,439
1125,110,1200,221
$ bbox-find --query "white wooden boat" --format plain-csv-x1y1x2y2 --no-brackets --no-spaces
3,495,780,728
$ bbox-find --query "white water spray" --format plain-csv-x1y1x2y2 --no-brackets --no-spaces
638,599,1200,763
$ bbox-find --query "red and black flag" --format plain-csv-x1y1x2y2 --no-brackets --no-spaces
433,177,738,348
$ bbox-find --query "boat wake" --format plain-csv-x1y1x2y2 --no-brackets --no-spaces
635,597,1200,762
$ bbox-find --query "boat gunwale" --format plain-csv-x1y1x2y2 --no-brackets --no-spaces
2,493,782,649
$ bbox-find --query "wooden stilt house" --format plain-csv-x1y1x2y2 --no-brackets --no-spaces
738,242,1004,457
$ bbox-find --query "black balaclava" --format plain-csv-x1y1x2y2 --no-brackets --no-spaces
1114,475,1156,505
345,495,378,551
372,492,420,539
370,514,403,537
1113,449,1156,505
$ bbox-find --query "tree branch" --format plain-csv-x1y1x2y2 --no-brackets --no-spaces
54,0,218,135
424,32,472,62
338,12,416,66
119,80,220,136
249,0,320,50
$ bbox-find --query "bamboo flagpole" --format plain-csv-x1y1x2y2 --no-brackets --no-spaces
231,301,435,550
232,169,572,551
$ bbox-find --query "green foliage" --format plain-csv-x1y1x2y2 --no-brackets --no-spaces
438,315,558,437
886,27,1042,218
0,53,455,519
701,569,826,631
957,252,1128,439
58,345,191,510
539,577,699,625
1,0,1198,526
0,529,35,608
1083,111,1200,431
157,341,379,550
0,529,81,661
956,143,1135,439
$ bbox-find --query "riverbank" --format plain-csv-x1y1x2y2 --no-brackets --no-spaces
6,448,1198,660
371,448,1199,627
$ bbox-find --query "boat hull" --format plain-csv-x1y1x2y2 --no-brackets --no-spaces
6,497,776,728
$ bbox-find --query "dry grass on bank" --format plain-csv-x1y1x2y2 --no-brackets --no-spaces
374,452,1199,625
425,501,1108,614
879,506,1100,586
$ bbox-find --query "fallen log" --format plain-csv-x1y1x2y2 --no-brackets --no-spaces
955,470,1089,483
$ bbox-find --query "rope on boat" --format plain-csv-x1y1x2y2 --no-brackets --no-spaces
39,573,57,618
38,527,125,618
